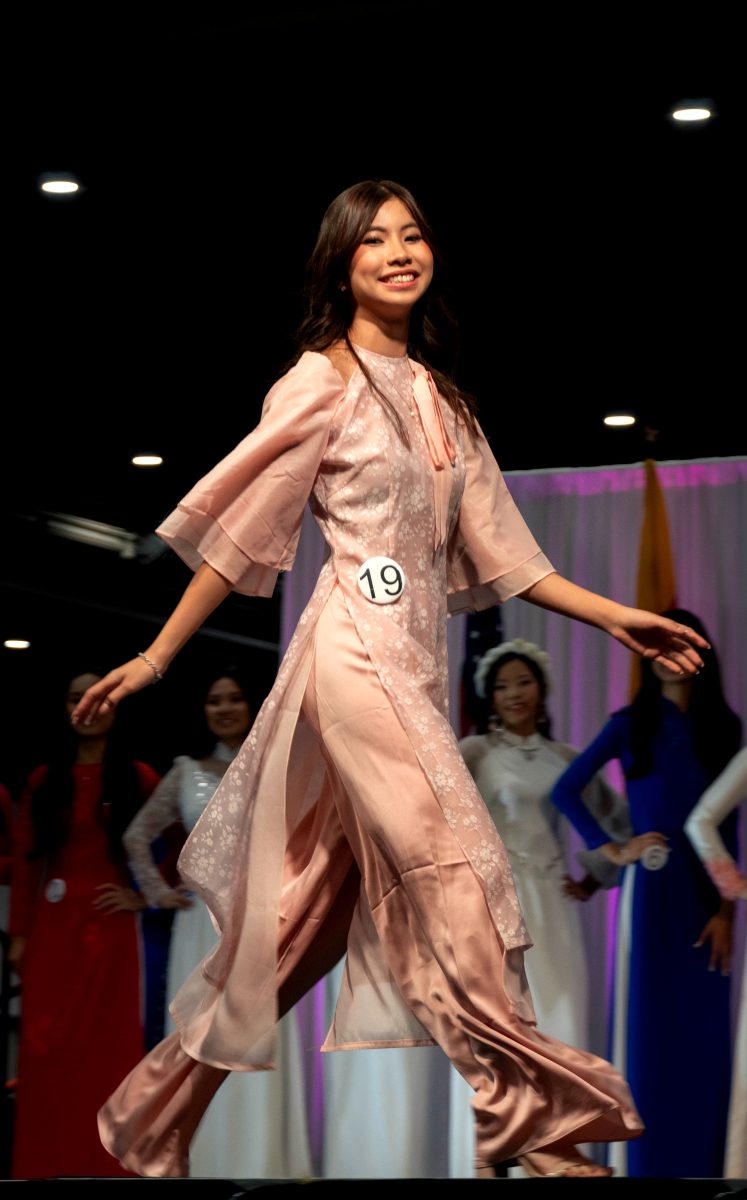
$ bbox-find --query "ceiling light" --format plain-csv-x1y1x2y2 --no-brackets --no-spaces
604,413,636,428
671,107,712,122
39,171,81,195
132,455,163,467
4,639,31,650
669,99,715,124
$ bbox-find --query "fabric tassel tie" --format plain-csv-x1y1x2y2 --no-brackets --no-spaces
411,367,457,551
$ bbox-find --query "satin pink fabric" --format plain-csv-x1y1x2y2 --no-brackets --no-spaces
99,348,643,1175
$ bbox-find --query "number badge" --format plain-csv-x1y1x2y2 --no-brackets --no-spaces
45,878,67,903
357,556,406,605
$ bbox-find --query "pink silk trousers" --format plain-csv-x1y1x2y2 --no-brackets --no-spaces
99,589,642,1176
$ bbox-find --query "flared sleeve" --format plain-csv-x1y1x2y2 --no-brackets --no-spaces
156,353,346,596
684,746,747,901
447,422,554,614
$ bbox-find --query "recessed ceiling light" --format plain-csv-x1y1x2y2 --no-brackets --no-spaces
4,639,31,650
41,179,79,193
604,413,636,428
671,107,712,122
132,455,163,467
39,171,81,194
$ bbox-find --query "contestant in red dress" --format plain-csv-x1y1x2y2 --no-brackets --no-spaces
8,670,160,1178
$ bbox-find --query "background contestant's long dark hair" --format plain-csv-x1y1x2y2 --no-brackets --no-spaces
28,674,142,864
627,608,742,781
184,661,259,760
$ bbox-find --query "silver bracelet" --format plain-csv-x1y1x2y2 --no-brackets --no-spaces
137,651,164,683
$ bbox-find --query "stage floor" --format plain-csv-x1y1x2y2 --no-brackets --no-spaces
1,1178,746,1197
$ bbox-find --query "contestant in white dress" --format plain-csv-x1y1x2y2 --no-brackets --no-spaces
123,669,312,1178
453,639,628,1173
685,745,747,1179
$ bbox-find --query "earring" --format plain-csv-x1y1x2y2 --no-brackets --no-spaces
338,283,347,292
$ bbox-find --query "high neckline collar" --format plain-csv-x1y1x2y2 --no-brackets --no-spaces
350,340,409,362
493,729,544,751
213,740,240,763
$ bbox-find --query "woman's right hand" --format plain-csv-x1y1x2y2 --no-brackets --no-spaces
599,832,668,865
158,886,194,910
71,656,162,726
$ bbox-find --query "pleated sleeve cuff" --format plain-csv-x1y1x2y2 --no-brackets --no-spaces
156,512,280,597
448,550,554,614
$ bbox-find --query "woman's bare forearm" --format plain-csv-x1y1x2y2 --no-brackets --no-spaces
71,562,235,724
518,572,707,674
145,563,233,672
519,573,622,632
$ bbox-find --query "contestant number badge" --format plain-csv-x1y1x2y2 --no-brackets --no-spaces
357,557,406,605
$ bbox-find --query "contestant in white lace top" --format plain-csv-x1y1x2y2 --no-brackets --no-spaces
685,745,747,1178
123,667,312,1179
460,639,629,1048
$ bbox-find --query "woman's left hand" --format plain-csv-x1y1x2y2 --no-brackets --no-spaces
519,578,708,676
562,873,598,902
694,911,733,975
599,832,668,865
93,883,147,913
607,607,708,676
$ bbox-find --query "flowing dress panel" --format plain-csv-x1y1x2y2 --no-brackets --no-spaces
10,762,158,1178
123,754,312,1178
303,587,642,1170
551,701,737,1178
684,746,747,1179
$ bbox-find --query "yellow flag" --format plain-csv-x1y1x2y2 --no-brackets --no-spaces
630,459,677,697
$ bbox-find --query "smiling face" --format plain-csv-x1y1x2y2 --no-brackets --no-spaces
347,197,434,327
204,676,252,748
491,657,544,738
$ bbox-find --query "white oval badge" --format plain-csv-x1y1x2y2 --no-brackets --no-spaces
641,845,670,871
357,556,407,605
45,878,67,903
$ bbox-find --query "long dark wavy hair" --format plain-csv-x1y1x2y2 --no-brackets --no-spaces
27,671,143,864
186,661,258,760
293,179,478,442
627,608,742,781
478,651,553,739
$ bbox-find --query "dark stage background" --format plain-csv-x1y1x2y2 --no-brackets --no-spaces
3,4,745,791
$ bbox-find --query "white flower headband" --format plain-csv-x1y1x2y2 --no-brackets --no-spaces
473,638,553,699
